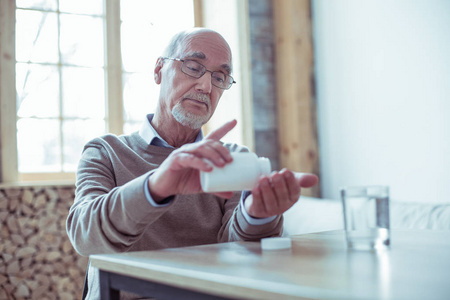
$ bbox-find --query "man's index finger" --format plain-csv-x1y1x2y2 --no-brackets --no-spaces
205,119,237,141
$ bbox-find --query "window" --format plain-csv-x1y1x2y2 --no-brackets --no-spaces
0,0,251,184
15,0,107,178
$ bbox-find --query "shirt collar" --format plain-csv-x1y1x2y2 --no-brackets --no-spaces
139,114,203,148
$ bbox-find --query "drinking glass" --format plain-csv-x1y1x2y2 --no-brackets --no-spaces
341,186,390,250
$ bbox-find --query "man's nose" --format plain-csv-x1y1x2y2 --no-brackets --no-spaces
195,71,212,94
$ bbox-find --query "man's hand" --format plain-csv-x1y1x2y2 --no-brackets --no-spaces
148,120,237,202
244,170,319,218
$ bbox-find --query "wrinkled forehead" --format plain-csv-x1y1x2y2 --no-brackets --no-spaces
177,32,233,74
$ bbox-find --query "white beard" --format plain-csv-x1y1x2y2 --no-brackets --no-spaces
172,94,212,129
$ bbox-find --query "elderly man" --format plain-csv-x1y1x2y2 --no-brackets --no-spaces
67,28,318,299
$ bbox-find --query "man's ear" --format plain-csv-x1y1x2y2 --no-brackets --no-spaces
154,57,165,84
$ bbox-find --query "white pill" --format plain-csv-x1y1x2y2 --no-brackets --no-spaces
261,237,292,250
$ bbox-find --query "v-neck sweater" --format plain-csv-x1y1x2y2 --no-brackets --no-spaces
66,131,283,299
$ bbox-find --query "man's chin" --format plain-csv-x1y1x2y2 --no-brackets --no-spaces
172,108,209,130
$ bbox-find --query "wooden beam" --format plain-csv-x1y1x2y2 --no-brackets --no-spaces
105,0,123,135
273,0,320,197
193,0,203,27
0,0,18,183
236,0,255,152
194,0,212,136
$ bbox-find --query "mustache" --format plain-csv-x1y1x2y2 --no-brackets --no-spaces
183,93,211,105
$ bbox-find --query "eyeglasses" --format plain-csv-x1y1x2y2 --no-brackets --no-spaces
163,57,236,90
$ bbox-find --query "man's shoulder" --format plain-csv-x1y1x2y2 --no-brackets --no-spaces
83,132,140,151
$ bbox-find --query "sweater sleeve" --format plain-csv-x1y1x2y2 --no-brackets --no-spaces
216,143,284,242
66,142,172,256
217,194,283,242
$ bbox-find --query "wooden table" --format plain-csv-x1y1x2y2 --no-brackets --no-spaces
90,230,450,300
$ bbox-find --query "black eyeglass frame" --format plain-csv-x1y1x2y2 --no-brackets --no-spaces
162,57,236,90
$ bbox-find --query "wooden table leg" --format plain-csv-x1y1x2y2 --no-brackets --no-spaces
99,270,231,300
99,270,120,300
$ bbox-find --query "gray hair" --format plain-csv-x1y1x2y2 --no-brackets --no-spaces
162,30,191,58
161,28,233,73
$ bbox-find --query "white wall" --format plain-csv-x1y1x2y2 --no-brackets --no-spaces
312,0,450,203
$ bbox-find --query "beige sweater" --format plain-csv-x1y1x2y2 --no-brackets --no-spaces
66,132,283,299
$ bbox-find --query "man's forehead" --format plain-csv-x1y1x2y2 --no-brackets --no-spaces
182,51,232,74
184,51,206,60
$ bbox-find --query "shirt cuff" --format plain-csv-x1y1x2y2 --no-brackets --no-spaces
240,191,277,225
144,174,174,207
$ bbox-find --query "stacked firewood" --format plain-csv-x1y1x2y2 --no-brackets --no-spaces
0,186,88,299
